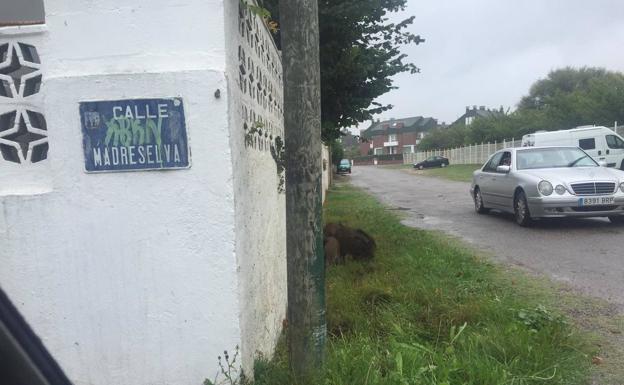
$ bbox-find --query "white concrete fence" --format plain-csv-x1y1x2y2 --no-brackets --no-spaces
403,138,523,165
404,126,624,166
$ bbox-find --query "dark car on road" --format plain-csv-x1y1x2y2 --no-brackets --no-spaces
338,159,351,174
413,155,450,170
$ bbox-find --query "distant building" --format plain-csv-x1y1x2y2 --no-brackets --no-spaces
339,130,358,148
359,116,439,156
453,105,505,126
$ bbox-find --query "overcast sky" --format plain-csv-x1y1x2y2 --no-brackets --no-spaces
358,0,624,131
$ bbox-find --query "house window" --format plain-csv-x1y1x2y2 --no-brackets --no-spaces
0,0,45,26
388,146,397,155
388,134,397,142
402,145,414,154
374,147,383,155
465,116,474,126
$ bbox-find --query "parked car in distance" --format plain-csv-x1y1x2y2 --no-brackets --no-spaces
471,146,624,226
414,155,449,170
522,125,624,169
337,159,351,174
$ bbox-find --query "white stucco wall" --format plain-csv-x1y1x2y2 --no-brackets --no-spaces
0,29,51,195
224,0,287,373
42,0,226,77
0,1,261,384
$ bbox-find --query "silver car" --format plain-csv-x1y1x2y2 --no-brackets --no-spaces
470,146,624,226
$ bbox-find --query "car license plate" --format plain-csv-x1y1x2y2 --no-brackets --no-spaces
578,196,615,206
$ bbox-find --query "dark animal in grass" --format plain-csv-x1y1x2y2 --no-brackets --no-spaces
323,223,376,264
323,222,342,239
324,236,342,265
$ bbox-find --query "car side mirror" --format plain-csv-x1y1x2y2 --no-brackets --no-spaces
496,165,511,173
598,160,607,167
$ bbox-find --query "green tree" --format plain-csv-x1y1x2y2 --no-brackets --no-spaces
518,67,624,130
418,125,467,150
420,67,624,150
329,139,344,166
519,67,608,110
343,141,362,159
261,0,424,143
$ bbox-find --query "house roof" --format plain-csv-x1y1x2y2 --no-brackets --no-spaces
475,109,500,118
361,116,438,137
452,106,505,126
339,130,359,147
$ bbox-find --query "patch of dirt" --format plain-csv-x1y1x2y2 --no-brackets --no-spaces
555,290,624,385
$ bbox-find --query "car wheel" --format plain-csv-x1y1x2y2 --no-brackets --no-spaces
608,216,624,225
474,188,489,214
419,165,424,170
514,191,533,227
441,163,447,168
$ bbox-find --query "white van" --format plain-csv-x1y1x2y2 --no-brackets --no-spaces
522,126,624,169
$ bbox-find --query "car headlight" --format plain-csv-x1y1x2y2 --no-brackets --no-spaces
620,182,624,193
538,180,553,196
555,185,567,195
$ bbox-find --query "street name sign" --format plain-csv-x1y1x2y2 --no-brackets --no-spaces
80,98,190,172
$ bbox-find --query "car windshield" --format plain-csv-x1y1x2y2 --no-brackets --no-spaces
340,159,350,165
516,148,598,170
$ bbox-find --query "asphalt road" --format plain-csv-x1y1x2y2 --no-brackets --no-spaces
349,166,624,311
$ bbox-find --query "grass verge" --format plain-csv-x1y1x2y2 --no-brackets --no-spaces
414,164,481,182
253,183,596,385
379,163,412,170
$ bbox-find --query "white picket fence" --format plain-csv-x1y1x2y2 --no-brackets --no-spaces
403,138,523,165
405,126,624,166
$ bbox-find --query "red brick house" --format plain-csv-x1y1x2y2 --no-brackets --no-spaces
359,116,439,156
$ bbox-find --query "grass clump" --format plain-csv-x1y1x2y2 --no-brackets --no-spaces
253,184,593,385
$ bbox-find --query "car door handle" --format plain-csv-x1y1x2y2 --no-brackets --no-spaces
598,150,602,155
607,150,610,155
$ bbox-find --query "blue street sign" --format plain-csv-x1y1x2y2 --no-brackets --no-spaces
79,98,190,172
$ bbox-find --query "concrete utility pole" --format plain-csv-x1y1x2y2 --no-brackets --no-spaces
278,0,326,381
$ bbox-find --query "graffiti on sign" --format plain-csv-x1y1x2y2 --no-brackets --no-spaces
79,98,190,172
